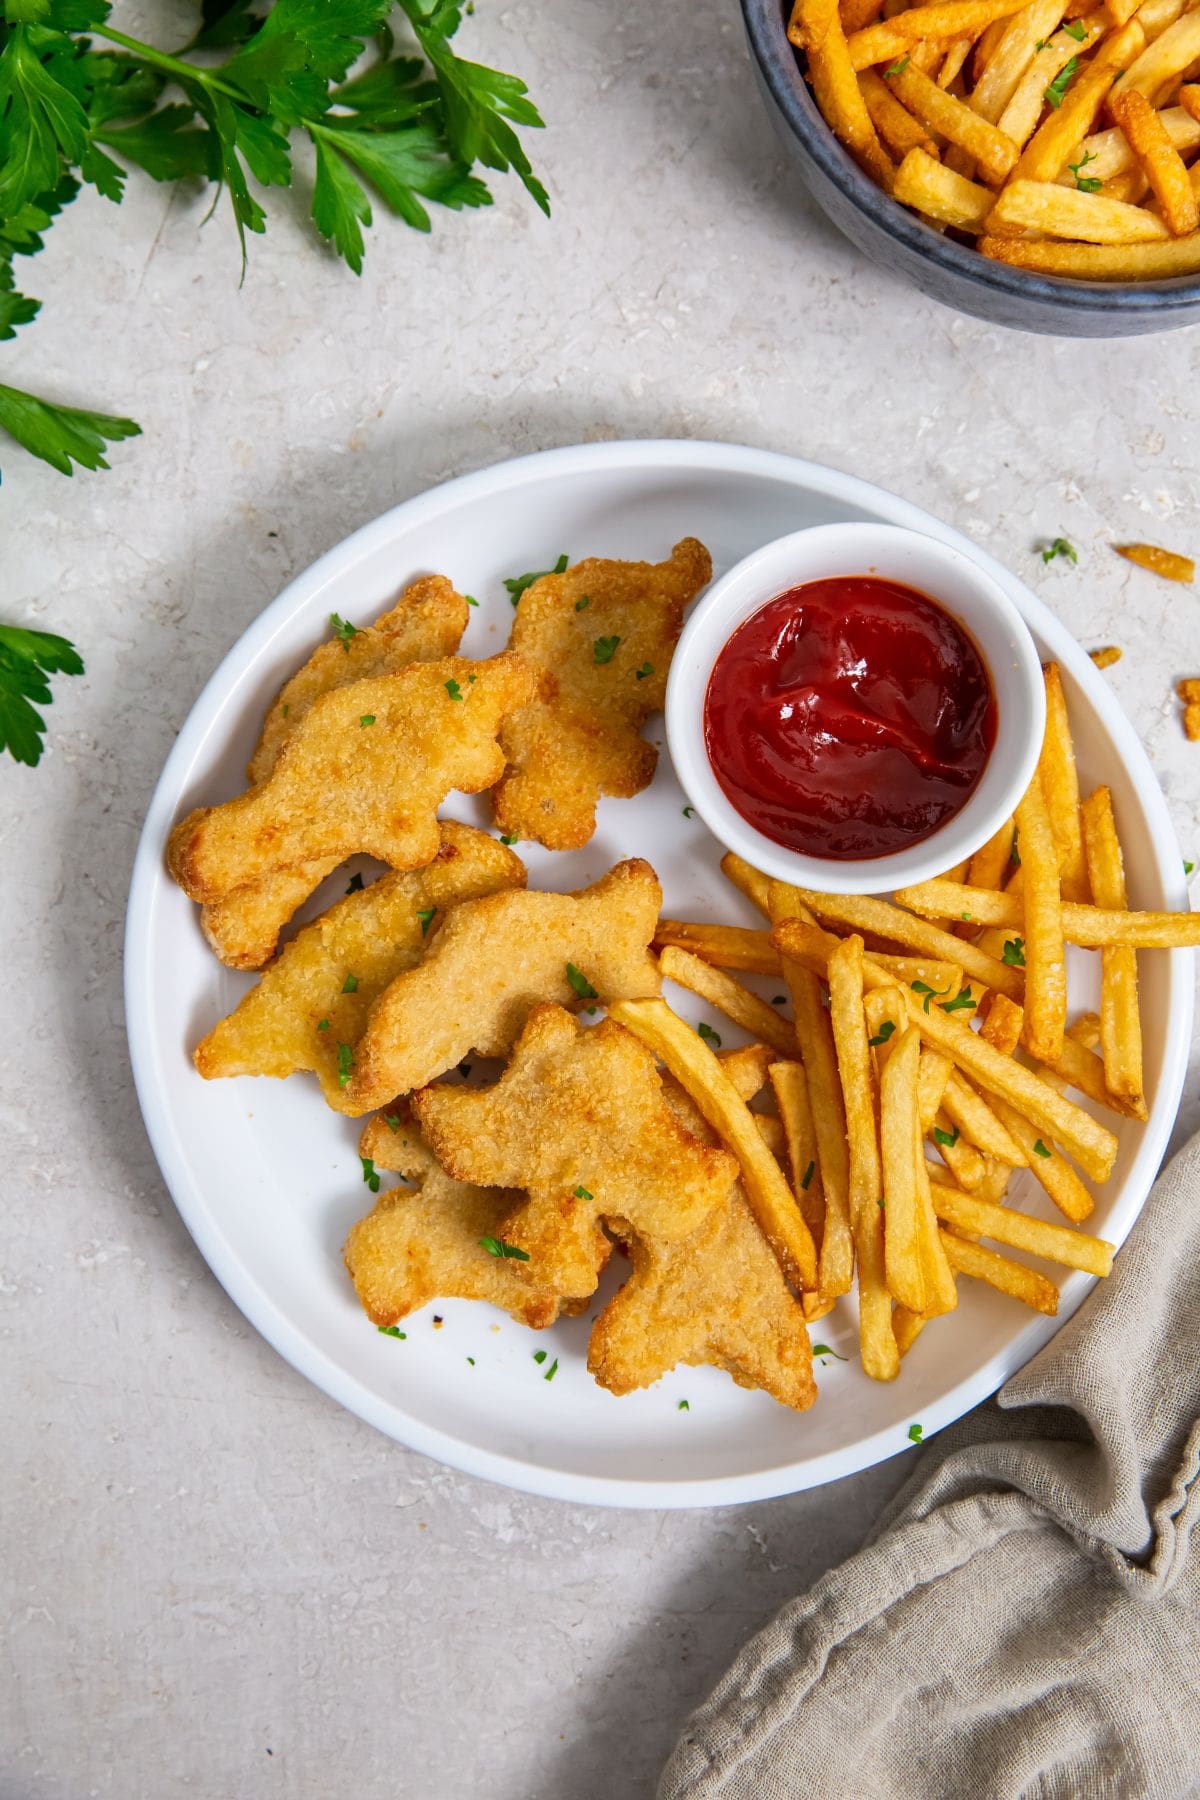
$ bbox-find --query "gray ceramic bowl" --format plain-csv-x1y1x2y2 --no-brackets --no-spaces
742,0,1200,337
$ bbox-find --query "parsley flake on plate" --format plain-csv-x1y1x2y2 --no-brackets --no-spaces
383,1113,403,1134
1064,19,1088,39
1003,937,1026,967
1045,57,1079,107
360,1155,380,1193
812,1343,848,1362
1033,1138,1052,1158
908,1423,924,1443
868,1021,896,1046
566,962,598,1000
942,987,976,1014
677,1399,690,1411
337,1043,354,1088
593,634,620,664
378,1325,406,1340
465,595,479,607
1041,535,1078,564
697,1021,722,1047
331,612,359,649
499,834,518,846
933,1124,959,1149
682,805,695,818
342,974,359,993
543,1357,559,1382
445,677,463,701
533,1349,548,1364
884,54,910,76
505,554,569,606
479,1236,530,1260
1068,150,1102,191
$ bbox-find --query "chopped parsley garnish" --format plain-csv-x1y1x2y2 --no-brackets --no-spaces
330,612,359,650
543,1356,559,1382
933,1124,959,1149
1033,1138,1052,1158
635,662,654,680
1042,535,1078,563
1185,860,1195,875
479,1236,530,1260
1034,37,1047,49
943,988,977,1014
533,1349,548,1364
911,979,948,1015
1068,150,1102,191
465,594,479,607
593,634,620,664
961,912,973,922
566,962,598,999
445,678,464,701
1003,937,1026,967
1010,828,1021,868
813,1343,848,1362
682,805,695,818
575,595,591,612
467,1357,475,1366
801,1160,816,1190
361,1155,380,1193
416,907,436,936
500,834,518,846
505,554,569,605
342,974,359,993
908,1422,924,1443
1064,18,1088,39
337,1042,354,1088
868,1021,896,1046
359,713,376,727
698,1021,722,1048
317,1019,330,1031
282,705,289,717
383,1113,403,1133
574,1185,593,1201
1045,57,1079,108
884,54,910,76
677,1399,690,1411
346,873,364,894
378,1325,406,1339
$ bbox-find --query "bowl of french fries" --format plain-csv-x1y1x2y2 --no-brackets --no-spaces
742,0,1200,335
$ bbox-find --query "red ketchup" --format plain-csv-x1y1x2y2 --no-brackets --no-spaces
703,576,997,861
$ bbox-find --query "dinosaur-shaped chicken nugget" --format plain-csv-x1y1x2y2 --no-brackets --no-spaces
193,824,525,1112
341,859,662,1114
492,538,712,850
412,1005,737,1300
167,652,534,904
196,576,471,969
345,1110,564,1331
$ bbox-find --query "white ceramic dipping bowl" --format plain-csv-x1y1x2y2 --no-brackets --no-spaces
665,521,1047,896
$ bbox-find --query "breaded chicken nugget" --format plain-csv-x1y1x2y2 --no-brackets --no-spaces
345,1110,564,1331
492,538,712,850
413,1006,737,1300
168,652,534,904
201,575,471,970
193,825,525,1111
341,858,662,1114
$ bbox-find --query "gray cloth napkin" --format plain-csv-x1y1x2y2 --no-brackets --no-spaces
660,1132,1200,1800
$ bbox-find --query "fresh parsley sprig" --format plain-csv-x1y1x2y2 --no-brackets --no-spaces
0,622,83,764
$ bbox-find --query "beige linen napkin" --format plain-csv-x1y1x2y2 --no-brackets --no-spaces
660,1132,1200,1800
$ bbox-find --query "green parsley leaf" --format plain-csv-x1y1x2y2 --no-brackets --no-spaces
635,662,653,680
465,594,478,606
416,906,436,936
337,1042,354,1088
697,1021,722,1048
574,1185,592,1200
331,612,359,649
359,713,375,726
0,382,140,477
911,979,946,1015
566,962,598,999
1034,37,1047,49
383,1112,403,1133
317,1018,330,1031
593,634,620,664
499,833,518,846
360,1155,380,1193
812,1343,848,1361
1184,861,1195,876
0,624,84,766
682,805,695,819
445,677,463,700
1045,57,1079,108
908,1422,924,1443
1011,827,1021,868
868,1021,896,1047
884,53,910,76
533,1349,547,1364
1033,1138,1052,1158
961,912,973,922
801,1159,815,1190
933,1124,959,1149
504,553,569,605
378,1324,406,1339
479,1236,530,1260
1042,534,1078,563
574,595,590,612
677,1399,690,1411
1068,150,1102,191
466,1356,475,1365
1003,936,1026,966
942,987,977,1014
342,973,359,993
543,1356,558,1381
346,872,364,894
1064,19,1088,39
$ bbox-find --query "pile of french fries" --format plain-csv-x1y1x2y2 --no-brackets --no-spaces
788,0,1200,282
626,662,1200,1382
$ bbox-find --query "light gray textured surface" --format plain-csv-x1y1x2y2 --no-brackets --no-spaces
2,2,1198,1797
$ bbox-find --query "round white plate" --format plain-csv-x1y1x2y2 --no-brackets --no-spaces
125,440,1192,1509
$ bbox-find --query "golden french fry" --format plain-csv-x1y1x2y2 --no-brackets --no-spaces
890,64,1020,180
848,0,1028,66
996,18,1110,150
915,1114,960,1313
980,231,1200,277
966,815,1016,896
973,13,1009,79
1041,664,1089,902
987,177,1172,239
609,998,818,1290
1080,785,1145,1111
1009,18,1143,182
720,851,773,917
893,1306,930,1355
1118,11,1200,100
843,0,887,30
792,889,1022,998
929,1180,1113,1274
880,1026,927,1313
939,1229,1060,1313
1014,772,1066,1065
938,37,973,85
941,1072,1030,1165
1116,542,1195,582
1183,82,1200,124
1064,106,1200,181
991,1096,1094,1221
1039,1033,1147,1121
918,1048,955,1132
659,946,798,1056
654,920,781,974
770,1060,827,1239
756,1113,788,1160
979,990,1024,1056
894,147,997,225
931,1108,988,1189
1109,85,1199,234
892,880,1200,949
793,0,897,186
972,0,1074,122
977,1156,1015,1203
718,1042,776,1102
860,68,941,156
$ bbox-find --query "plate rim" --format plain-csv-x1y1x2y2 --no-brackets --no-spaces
124,438,1194,1509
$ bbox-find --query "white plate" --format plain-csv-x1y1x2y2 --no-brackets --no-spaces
125,440,1193,1509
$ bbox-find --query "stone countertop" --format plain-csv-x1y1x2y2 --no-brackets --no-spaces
3,2,1198,1796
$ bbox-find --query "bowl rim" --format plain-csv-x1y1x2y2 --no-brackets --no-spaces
664,520,1046,892
740,0,1200,314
